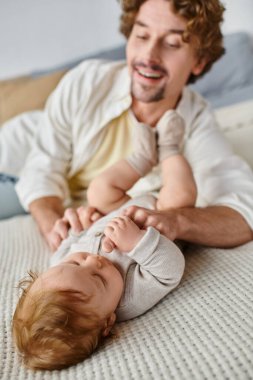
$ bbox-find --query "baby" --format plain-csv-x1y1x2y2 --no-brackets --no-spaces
12,195,185,371
12,112,193,370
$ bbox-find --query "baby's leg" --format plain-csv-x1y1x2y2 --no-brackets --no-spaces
156,110,196,209
87,160,140,214
102,216,145,252
157,155,197,210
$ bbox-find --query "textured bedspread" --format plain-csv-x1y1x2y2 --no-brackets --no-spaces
1,215,253,380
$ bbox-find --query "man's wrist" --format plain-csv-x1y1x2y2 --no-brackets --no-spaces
175,209,193,241
171,206,252,247
29,196,64,237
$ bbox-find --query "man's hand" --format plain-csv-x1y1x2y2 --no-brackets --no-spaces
49,206,103,251
103,216,145,253
123,204,253,248
122,205,179,241
77,206,103,229
47,207,83,251
29,196,65,251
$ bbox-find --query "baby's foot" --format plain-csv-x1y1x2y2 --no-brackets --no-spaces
127,122,158,176
156,110,185,161
103,216,145,252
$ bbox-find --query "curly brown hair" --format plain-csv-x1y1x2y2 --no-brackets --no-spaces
119,0,225,83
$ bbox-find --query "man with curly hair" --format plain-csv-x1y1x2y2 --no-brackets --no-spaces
7,0,253,248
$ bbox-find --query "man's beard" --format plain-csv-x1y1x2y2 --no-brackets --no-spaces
131,80,166,102
129,60,168,102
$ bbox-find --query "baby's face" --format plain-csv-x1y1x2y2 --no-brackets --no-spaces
31,252,124,318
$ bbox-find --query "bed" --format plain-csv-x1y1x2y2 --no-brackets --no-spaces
1,23,253,380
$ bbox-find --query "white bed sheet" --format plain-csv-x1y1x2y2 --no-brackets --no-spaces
1,215,253,379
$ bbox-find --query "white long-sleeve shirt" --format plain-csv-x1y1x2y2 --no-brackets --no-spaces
50,195,185,322
14,59,253,228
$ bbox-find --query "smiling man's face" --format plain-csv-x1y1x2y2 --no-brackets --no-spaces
126,0,205,107
30,252,124,319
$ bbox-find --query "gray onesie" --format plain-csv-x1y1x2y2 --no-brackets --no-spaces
51,195,185,322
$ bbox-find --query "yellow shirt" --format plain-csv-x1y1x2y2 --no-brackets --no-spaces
69,110,133,195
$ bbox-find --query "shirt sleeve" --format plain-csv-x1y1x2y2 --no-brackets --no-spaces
184,103,253,229
15,65,91,210
116,227,185,322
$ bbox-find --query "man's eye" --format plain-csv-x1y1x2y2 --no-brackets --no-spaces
165,42,180,49
136,35,147,40
164,38,181,49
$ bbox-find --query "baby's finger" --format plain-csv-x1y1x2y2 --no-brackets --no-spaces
101,236,116,253
104,225,115,234
110,216,127,226
64,208,83,233
122,207,147,227
106,219,122,231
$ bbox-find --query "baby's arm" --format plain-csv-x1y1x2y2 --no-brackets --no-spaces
116,227,185,321
87,122,157,215
156,111,197,210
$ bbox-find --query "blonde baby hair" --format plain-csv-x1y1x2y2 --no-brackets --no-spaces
12,271,110,370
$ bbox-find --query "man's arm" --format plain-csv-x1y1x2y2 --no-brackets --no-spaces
123,205,253,248
164,95,253,248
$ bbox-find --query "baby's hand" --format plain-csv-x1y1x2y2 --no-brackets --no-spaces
77,206,104,229
103,216,145,252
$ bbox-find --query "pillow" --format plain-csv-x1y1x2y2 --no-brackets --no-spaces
204,83,253,109
190,32,253,105
0,46,125,125
0,70,66,125
33,45,126,75
215,99,253,170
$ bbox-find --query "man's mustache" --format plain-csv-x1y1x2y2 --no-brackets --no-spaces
133,61,167,76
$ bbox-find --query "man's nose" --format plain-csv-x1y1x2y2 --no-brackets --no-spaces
143,40,161,63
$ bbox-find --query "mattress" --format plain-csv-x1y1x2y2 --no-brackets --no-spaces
1,214,253,379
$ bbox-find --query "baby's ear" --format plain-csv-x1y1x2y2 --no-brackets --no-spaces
102,313,116,336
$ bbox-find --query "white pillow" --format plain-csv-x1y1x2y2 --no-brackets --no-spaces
215,99,253,169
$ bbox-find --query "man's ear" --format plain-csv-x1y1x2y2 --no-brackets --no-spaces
192,57,208,76
102,313,116,337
